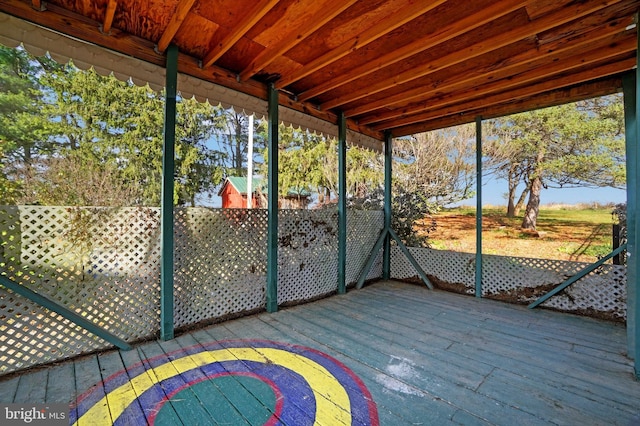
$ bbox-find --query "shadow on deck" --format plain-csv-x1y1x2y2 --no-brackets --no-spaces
1,280,639,425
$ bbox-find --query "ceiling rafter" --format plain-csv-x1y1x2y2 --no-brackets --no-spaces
101,0,118,34
393,76,624,136
376,56,635,132
319,0,623,111
201,0,280,69
273,0,448,89
347,12,635,119
358,31,636,125
296,0,534,102
238,0,359,81
156,0,197,53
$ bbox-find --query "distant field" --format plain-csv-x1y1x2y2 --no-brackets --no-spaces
424,205,618,262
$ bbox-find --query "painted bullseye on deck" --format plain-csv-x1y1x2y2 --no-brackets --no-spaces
71,339,379,425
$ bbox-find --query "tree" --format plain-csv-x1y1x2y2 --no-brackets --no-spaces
486,96,625,229
393,124,476,206
0,46,58,203
2,51,227,206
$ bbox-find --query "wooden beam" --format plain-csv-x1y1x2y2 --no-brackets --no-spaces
31,0,43,11
274,0,448,89
373,56,635,131
201,0,280,68
238,0,358,81
319,0,623,111
390,74,626,136
296,0,533,102
156,0,197,53
0,0,383,143
362,33,636,126
346,11,635,119
102,0,118,34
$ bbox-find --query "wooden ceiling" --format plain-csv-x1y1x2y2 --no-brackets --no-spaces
1,0,638,139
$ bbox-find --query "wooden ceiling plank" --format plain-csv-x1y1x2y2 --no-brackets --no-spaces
346,9,634,118
157,0,198,53
274,0,448,89
238,0,359,81
359,32,636,125
319,0,624,111
374,56,635,131
102,0,118,34
296,0,533,102
392,76,623,136
202,0,280,69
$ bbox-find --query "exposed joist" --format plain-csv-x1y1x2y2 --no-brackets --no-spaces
347,10,635,119
319,0,623,111
102,0,118,34
392,75,624,136
201,0,280,68
296,0,534,102
377,56,635,132
238,0,359,81
274,0,448,89
156,0,197,53
360,32,636,126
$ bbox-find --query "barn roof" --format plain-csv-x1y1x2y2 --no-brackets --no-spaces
0,0,638,147
220,177,265,196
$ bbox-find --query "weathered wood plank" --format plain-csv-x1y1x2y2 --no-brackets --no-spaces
74,355,109,426
44,361,75,404
0,375,20,403
13,369,47,403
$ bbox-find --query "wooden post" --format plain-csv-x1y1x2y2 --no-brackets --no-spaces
338,111,347,294
266,83,279,313
475,116,483,298
160,44,178,341
383,131,392,280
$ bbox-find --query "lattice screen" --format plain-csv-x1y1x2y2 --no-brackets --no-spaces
0,206,162,374
0,206,384,375
391,247,627,321
173,208,267,328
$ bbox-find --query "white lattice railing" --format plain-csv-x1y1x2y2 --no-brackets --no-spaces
390,246,627,321
0,205,383,375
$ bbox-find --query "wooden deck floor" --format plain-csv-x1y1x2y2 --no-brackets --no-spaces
1,280,639,425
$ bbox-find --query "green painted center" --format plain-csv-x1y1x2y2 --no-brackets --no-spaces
155,375,277,425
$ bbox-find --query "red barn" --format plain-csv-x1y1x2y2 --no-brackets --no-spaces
218,177,264,209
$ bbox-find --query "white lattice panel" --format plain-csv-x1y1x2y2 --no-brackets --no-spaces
391,247,627,320
278,210,339,304
173,208,267,328
391,246,475,293
0,287,107,374
346,210,384,285
0,206,162,374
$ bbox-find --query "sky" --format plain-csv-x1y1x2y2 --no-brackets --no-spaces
460,176,627,208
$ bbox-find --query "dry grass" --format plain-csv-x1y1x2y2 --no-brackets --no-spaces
425,206,617,263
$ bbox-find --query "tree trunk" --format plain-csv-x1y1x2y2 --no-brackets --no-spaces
514,186,529,216
521,176,542,230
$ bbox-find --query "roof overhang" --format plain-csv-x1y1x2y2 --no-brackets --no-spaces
0,0,637,144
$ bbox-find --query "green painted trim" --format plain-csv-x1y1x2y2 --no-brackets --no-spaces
475,116,483,298
383,131,392,280
356,228,388,289
634,23,640,377
266,83,279,313
337,111,347,294
388,228,433,290
623,70,638,366
528,244,627,309
0,276,132,350
160,44,178,341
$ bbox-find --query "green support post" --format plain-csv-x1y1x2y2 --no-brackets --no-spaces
160,44,178,341
623,71,637,366
338,111,347,294
266,83,279,313
383,131,392,280
475,116,483,298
